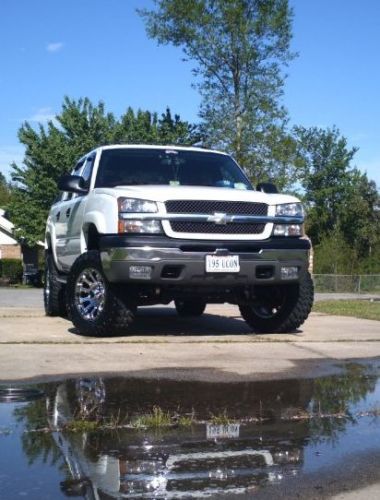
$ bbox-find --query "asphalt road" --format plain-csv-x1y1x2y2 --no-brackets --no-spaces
0,287,379,383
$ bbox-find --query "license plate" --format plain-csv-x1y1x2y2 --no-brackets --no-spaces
206,424,240,439
205,255,240,273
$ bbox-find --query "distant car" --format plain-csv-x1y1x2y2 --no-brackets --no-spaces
23,264,42,287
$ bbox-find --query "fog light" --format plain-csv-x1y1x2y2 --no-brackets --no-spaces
129,265,152,280
118,219,163,234
281,266,298,280
274,224,303,236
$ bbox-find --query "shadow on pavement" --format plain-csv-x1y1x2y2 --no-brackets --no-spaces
67,306,303,338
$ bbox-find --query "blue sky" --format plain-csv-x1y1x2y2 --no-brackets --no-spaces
0,0,379,185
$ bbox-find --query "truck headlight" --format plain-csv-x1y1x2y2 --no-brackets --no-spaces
118,198,162,233
274,203,304,237
118,198,158,213
275,203,304,217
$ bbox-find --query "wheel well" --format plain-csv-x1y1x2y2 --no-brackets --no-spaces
45,235,52,254
86,224,100,251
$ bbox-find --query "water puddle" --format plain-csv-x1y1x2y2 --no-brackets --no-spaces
1,364,380,499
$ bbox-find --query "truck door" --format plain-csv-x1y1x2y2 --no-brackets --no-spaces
55,156,95,271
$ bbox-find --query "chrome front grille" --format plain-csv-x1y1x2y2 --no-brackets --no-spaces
170,221,265,234
165,200,268,216
165,200,268,235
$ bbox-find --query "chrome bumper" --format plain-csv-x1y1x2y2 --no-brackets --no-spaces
100,245,309,285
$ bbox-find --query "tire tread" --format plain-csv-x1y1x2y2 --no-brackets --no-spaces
67,251,134,336
44,253,66,317
239,272,314,333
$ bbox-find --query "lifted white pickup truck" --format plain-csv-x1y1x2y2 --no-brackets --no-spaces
44,145,313,336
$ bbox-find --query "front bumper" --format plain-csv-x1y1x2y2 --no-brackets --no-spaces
100,235,311,286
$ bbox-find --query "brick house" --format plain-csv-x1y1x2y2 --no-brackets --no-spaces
0,209,44,284
0,208,21,260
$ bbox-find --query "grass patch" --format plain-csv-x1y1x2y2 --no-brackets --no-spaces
131,407,197,428
177,413,195,427
55,407,196,433
63,419,101,432
313,300,380,321
210,410,235,425
131,406,172,429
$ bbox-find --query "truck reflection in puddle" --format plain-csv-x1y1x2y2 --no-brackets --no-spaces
10,366,379,499
49,376,325,498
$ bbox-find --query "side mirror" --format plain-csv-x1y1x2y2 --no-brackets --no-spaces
58,175,88,194
256,182,278,194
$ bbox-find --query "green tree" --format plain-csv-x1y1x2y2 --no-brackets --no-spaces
313,228,358,274
140,0,296,187
358,241,380,274
158,107,200,144
339,170,379,260
309,365,376,444
115,106,200,145
294,126,380,271
294,126,358,244
9,97,199,246
0,172,12,208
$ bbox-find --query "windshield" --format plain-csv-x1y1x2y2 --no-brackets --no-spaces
95,148,253,190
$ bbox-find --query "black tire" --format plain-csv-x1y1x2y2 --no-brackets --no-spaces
44,253,67,317
175,299,206,317
66,251,135,337
239,272,314,333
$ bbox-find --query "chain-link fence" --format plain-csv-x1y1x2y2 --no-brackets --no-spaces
313,274,380,294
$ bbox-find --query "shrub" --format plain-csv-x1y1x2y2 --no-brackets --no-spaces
0,258,23,284
313,230,358,274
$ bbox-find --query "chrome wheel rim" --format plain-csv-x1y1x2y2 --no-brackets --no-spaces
75,268,106,321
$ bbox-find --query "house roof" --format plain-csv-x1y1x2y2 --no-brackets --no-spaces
0,209,18,245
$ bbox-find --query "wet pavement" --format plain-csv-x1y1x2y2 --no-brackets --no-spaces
1,362,380,499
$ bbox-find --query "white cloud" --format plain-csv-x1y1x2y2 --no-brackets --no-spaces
46,42,64,53
27,107,56,123
0,145,25,180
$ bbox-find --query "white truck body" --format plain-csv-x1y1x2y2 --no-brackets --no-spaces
44,145,313,335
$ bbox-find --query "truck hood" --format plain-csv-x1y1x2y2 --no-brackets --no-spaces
94,185,300,205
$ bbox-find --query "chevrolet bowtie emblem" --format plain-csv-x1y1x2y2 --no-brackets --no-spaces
208,212,229,225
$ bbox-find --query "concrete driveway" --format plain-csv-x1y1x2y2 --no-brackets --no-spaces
1,287,378,308
0,287,379,383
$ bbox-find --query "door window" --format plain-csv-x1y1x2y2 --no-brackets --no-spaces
80,156,94,188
